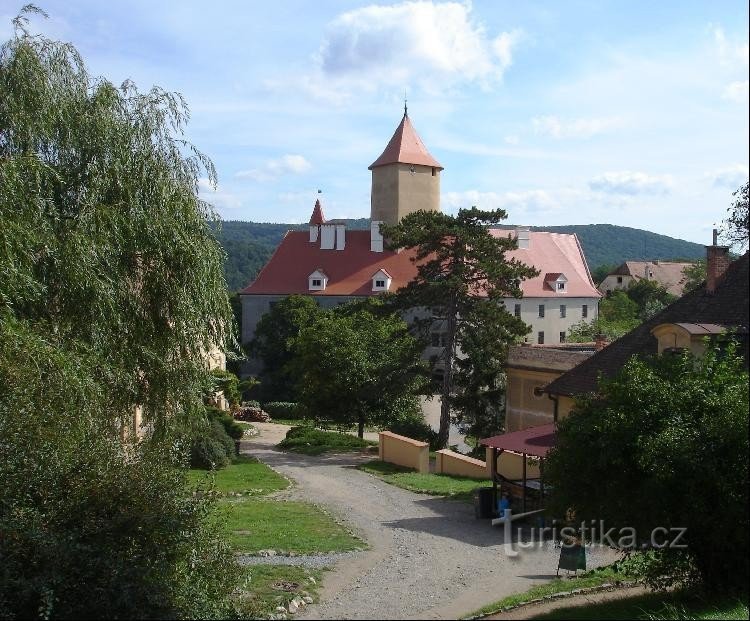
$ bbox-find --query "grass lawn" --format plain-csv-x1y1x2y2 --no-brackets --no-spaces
358,459,484,502
277,426,377,456
222,499,363,554
533,590,748,620
464,566,633,618
235,565,323,618
187,455,289,496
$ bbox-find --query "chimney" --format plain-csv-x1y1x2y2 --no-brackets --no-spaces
335,224,346,250
517,227,530,250
371,220,384,252
595,334,608,351
705,228,730,294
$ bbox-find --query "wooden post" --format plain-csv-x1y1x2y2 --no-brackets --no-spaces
522,452,527,515
491,447,498,516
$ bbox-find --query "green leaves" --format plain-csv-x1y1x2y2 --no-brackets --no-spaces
545,344,749,592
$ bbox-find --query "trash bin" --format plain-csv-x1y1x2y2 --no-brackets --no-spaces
474,487,494,519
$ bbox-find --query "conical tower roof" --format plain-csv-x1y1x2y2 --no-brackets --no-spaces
369,112,443,170
309,199,325,225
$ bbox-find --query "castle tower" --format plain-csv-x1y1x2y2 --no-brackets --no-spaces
368,109,443,226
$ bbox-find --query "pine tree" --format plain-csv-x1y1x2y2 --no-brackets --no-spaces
382,208,538,448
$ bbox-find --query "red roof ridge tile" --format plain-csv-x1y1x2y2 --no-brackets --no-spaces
309,199,325,225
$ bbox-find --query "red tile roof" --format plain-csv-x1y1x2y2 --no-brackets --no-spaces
481,423,556,458
309,199,325,225
369,113,443,170
242,228,600,299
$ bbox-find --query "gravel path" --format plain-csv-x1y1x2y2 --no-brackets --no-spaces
242,423,618,620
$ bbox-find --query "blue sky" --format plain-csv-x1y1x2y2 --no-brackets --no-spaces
2,1,748,244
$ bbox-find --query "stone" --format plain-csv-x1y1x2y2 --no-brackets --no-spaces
287,601,298,614
292,597,305,608
307,577,316,584
303,596,314,605
275,607,287,613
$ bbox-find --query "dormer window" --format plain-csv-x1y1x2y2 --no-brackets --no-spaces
308,269,328,291
371,269,392,292
544,273,568,293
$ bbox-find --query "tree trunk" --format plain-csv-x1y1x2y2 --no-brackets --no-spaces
358,414,365,439
438,297,458,449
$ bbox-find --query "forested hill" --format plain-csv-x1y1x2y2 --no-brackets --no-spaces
214,220,705,292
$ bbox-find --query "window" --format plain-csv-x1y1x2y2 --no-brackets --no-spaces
560,331,566,343
582,304,588,318
560,304,566,318
514,303,521,318
431,167,437,176
375,279,385,288
538,304,545,318
538,331,545,344
312,279,322,287
557,281,566,291
616,276,623,284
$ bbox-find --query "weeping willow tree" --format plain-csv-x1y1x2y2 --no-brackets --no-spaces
1,7,241,618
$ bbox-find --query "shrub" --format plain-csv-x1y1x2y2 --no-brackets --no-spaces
263,401,306,419
242,399,261,409
387,412,440,451
277,426,371,455
190,420,235,470
234,406,271,422
206,406,244,440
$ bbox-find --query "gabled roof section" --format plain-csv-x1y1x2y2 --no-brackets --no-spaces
489,231,601,298
309,199,325,225
369,113,443,170
372,268,392,279
546,253,749,397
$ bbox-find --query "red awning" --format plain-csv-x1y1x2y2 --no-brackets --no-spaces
480,423,556,458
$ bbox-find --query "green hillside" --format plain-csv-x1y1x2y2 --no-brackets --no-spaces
214,220,705,292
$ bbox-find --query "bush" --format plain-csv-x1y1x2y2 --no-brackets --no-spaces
190,420,235,470
387,412,440,451
206,406,244,440
263,401,306,419
277,426,371,455
242,399,261,409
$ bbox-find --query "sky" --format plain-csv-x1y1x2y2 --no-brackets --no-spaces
1,1,748,244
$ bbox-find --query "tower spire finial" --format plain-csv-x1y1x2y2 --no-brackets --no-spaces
404,90,408,117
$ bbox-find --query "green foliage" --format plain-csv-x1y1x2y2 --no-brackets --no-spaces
210,368,241,407
382,207,538,448
625,279,676,319
386,410,440,451
251,294,323,403
0,12,240,617
682,260,706,293
567,288,658,343
591,263,618,285
263,401,307,419
277,426,373,455
206,405,244,440
291,298,428,438
190,419,235,470
721,181,749,251
544,344,749,593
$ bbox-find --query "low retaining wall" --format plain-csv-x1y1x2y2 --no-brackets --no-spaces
378,431,429,473
434,449,489,479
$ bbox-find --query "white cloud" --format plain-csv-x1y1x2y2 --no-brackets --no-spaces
198,178,242,211
589,171,673,195
532,115,624,139
504,135,520,145
236,154,311,182
707,164,749,189
442,189,563,214
722,80,749,103
316,1,522,92
714,27,749,68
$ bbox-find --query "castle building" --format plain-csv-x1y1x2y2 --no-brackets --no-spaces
239,111,600,373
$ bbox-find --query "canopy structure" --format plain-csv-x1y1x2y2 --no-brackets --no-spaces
480,423,556,516
480,423,556,458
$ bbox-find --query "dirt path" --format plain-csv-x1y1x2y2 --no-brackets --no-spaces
243,423,618,620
